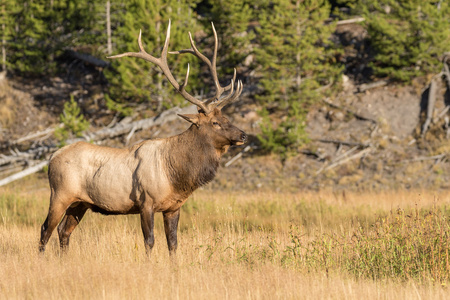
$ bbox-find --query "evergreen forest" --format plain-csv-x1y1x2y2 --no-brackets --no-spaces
1,0,449,154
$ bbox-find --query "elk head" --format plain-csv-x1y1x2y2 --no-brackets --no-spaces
108,20,247,148
179,108,247,152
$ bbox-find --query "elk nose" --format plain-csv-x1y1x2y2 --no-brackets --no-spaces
241,131,248,143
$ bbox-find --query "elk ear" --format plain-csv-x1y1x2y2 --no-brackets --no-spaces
178,114,200,126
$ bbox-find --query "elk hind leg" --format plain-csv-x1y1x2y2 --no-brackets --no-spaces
140,204,155,257
163,209,180,257
58,203,88,251
39,199,70,252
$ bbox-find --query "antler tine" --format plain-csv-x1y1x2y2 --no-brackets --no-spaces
181,63,190,91
160,20,171,62
184,27,223,99
224,68,237,92
108,29,159,65
170,22,239,110
210,22,222,98
216,80,243,110
205,77,235,106
204,67,237,105
108,20,209,113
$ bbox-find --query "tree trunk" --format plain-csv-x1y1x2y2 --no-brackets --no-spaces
295,0,302,98
421,78,438,137
106,0,112,55
1,4,6,72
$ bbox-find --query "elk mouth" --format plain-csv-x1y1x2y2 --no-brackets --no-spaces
231,132,247,146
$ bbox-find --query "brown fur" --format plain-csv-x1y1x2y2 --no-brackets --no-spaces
39,109,247,257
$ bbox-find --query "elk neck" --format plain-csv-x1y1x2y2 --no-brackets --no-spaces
164,125,222,196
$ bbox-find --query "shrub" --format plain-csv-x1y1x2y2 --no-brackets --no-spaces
54,95,89,145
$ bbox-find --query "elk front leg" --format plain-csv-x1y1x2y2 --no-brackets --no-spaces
140,204,155,256
163,209,180,256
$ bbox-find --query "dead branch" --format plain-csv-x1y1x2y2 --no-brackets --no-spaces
299,149,324,160
402,153,447,163
336,17,365,26
315,138,371,148
0,126,58,150
316,147,372,175
356,80,389,93
332,146,360,163
323,98,377,124
0,146,56,166
81,105,196,142
0,160,48,187
435,105,450,123
125,125,138,146
315,78,334,93
65,50,110,68
0,164,25,177
225,145,251,167
315,146,358,175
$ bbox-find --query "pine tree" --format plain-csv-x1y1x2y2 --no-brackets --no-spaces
4,0,108,75
7,0,51,75
0,0,17,72
254,0,342,154
54,95,90,145
354,0,450,81
105,0,202,111
204,0,255,74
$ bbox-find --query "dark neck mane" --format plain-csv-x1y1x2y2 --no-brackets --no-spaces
165,126,221,196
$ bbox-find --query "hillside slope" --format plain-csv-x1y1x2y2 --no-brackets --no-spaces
0,73,448,192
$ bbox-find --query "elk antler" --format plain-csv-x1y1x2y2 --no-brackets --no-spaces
170,22,243,111
107,21,243,114
107,20,208,113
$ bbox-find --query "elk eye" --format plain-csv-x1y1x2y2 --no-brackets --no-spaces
213,122,220,126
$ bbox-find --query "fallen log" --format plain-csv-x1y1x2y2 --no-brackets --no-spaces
316,147,372,175
402,153,447,163
315,138,371,148
336,17,365,26
0,160,48,187
225,145,252,167
356,80,389,93
65,50,110,68
0,126,57,150
80,105,196,142
0,146,56,166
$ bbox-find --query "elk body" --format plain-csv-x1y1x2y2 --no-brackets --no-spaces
39,21,247,256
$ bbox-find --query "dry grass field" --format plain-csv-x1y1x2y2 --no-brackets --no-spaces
1,176,450,299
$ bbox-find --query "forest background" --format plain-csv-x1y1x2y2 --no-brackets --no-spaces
0,0,449,191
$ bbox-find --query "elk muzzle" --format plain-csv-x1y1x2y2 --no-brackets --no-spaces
232,130,247,146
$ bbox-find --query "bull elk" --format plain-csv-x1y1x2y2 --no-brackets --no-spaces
39,21,247,257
